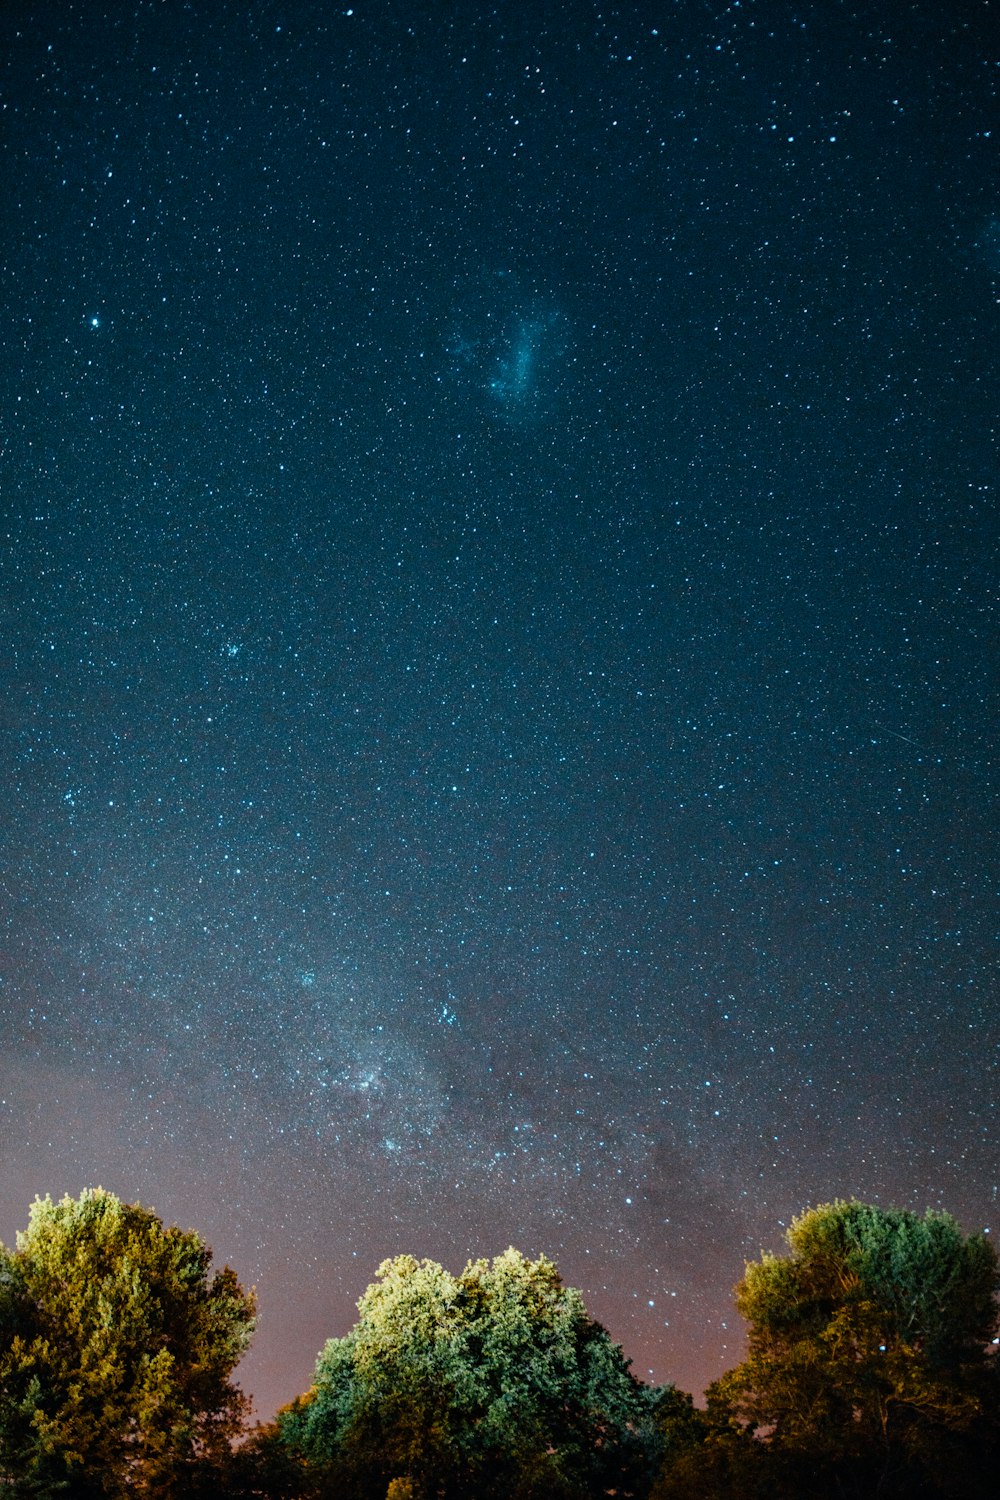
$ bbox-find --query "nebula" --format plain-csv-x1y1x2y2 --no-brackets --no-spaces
445,272,567,422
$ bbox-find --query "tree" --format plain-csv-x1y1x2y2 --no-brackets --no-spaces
0,1187,256,1498
709,1201,1000,1499
278,1247,660,1499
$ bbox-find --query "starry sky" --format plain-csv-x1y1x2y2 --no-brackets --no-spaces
1,0,997,1417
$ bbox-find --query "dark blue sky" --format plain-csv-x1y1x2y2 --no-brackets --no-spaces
1,0,997,1415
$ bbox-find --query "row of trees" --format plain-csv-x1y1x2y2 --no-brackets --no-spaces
0,1189,997,1498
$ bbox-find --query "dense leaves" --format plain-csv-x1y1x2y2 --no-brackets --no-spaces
0,1188,256,1498
678,1203,1000,1500
277,1247,658,1498
1,1193,997,1498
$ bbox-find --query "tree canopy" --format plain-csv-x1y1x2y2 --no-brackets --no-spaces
1,1190,996,1499
277,1246,659,1499
0,1187,256,1498
702,1201,1000,1499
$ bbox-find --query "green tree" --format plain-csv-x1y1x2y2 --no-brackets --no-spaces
708,1201,999,1499
278,1247,660,1499
0,1187,256,1498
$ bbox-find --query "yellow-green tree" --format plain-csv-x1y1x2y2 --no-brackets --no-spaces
707,1202,999,1500
0,1187,256,1498
278,1247,660,1499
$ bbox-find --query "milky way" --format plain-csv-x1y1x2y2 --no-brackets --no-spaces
0,1,997,1417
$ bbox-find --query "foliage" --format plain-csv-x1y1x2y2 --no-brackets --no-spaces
218,1421,314,1500
278,1246,659,1498
3,1190,995,1500
0,1187,256,1499
703,1201,1000,1499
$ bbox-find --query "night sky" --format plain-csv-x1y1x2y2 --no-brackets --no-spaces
1,0,997,1418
